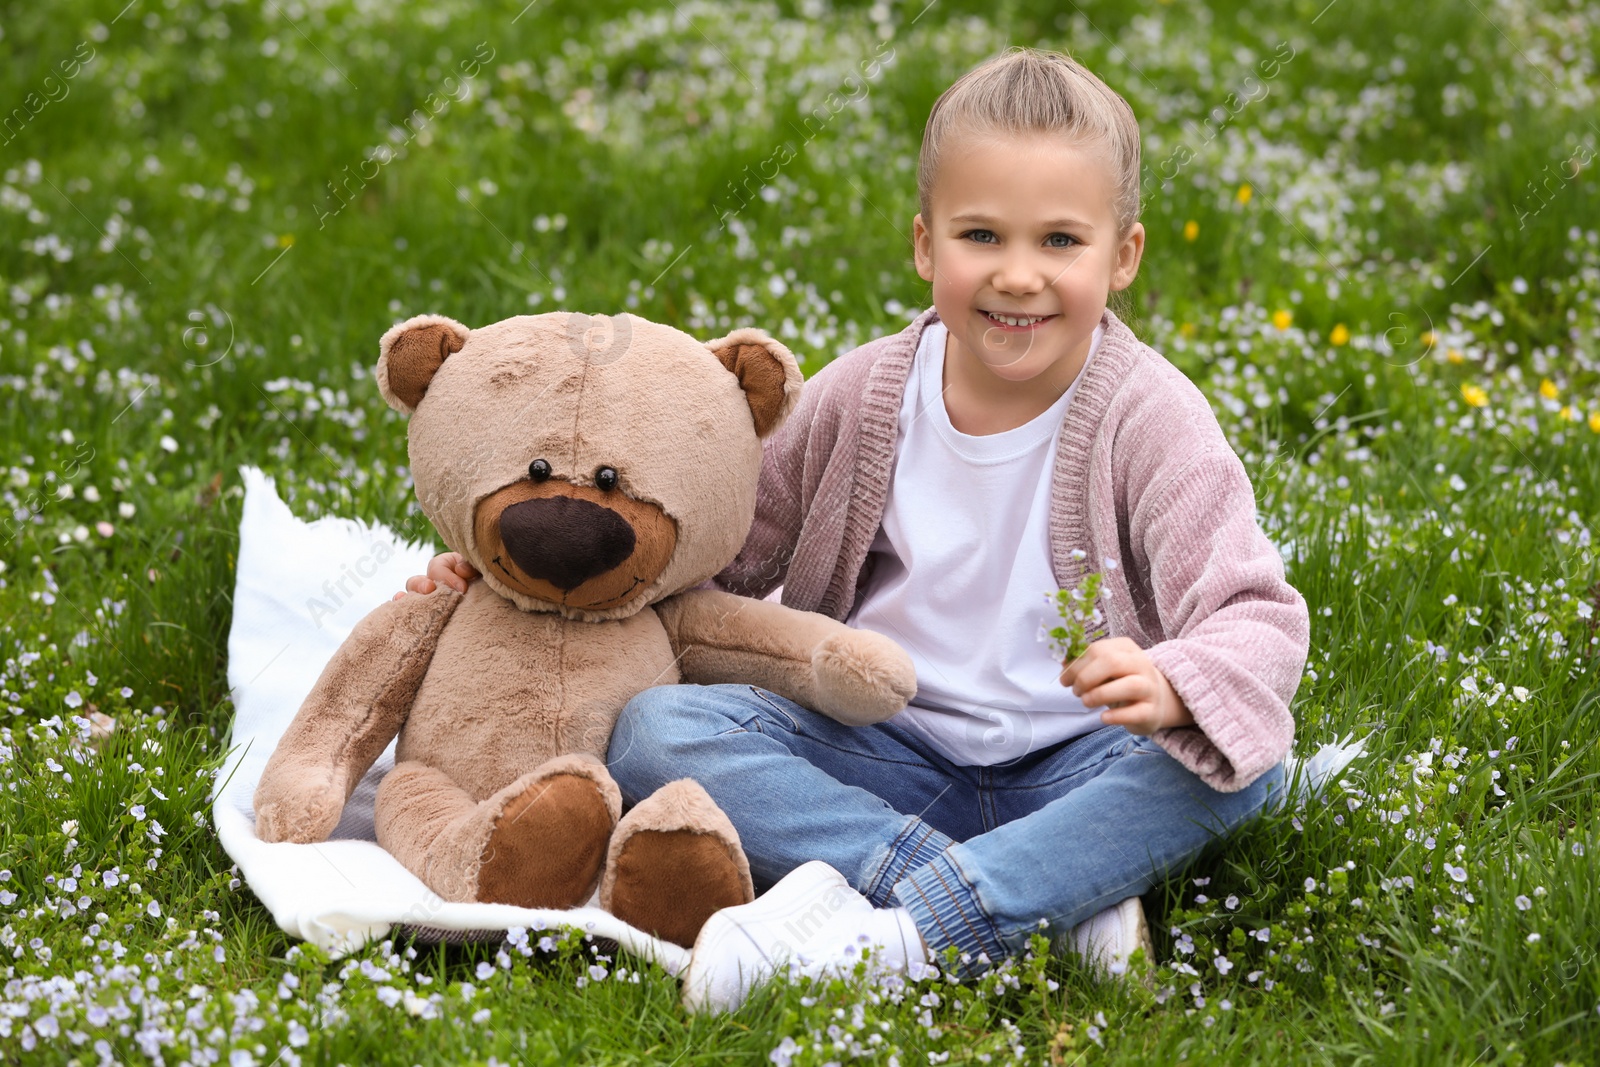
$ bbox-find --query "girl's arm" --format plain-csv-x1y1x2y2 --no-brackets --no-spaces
707,361,825,601
1133,445,1311,793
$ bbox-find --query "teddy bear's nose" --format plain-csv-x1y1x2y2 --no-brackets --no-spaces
498,496,637,591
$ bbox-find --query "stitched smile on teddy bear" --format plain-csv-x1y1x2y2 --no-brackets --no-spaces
471,471,679,612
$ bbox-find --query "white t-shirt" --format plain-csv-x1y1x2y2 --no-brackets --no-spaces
846,319,1107,766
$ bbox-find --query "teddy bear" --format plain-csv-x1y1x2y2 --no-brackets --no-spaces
251,310,917,948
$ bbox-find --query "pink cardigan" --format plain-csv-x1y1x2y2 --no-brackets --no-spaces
714,307,1310,793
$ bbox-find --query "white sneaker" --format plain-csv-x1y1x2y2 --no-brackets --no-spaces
681,861,926,1013
1069,895,1153,978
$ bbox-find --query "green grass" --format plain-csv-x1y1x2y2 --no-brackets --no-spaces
2,0,1597,1062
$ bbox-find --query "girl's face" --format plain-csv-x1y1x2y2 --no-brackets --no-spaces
912,132,1144,391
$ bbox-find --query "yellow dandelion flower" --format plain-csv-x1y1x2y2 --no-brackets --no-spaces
1460,383,1488,407
277,234,295,248
1539,378,1560,400
1179,322,1197,338
1446,348,1464,364
1590,411,1600,433
1559,405,1573,421
1330,323,1350,346
1272,309,1293,330
1183,220,1199,241
1236,184,1253,205
1421,330,1437,348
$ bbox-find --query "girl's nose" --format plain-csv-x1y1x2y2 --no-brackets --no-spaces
992,251,1045,296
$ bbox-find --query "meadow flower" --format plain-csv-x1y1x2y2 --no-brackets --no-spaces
1539,378,1559,399
1460,383,1488,407
1329,324,1350,346
1236,183,1253,204
1183,220,1199,241
1272,309,1293,330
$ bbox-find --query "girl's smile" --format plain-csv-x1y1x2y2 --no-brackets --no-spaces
979,310,1060,331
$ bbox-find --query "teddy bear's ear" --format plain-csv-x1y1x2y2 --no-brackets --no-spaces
704,328,803,439
376,314,471,414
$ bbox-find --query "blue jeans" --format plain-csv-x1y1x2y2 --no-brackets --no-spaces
608,684,1284,971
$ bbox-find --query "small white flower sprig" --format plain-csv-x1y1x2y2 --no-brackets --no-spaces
1044,551,1115,664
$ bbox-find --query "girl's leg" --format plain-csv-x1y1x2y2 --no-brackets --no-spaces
607,684,974,903
891,730,1285,971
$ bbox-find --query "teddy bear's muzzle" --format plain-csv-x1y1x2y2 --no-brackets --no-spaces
472,476,680,613
499,496,637,591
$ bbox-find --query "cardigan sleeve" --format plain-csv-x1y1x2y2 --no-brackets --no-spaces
1137,446,1310,793
709,364,818,601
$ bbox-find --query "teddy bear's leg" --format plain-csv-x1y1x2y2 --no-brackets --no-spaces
600,779,754,948
375,756,621,909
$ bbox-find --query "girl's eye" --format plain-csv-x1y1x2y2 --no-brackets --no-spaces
962,229,999,244
1045,233,1080,249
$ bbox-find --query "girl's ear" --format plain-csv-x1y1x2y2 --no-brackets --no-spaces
704,328,803,439
376,314,471,414
1111,222,1146,292
912,213,935,282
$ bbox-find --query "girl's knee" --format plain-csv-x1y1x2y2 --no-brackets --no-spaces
608,685,755,773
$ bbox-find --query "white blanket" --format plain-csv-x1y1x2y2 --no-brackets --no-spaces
215,467,690,972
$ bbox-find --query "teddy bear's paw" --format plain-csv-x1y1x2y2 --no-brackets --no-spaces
475,772,615,910
811,629,919,727
253,778,344,844
601,779,753,948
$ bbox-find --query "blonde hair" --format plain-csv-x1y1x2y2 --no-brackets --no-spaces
917,47,1142,237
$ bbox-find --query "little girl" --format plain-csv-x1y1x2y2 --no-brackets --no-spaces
402,47,1307,1011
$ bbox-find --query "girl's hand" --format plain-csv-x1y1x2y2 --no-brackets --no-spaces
392,552,480,601
1059,636,1194,735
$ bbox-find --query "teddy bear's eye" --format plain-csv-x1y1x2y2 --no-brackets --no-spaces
594,466,619,491
528,459,552,482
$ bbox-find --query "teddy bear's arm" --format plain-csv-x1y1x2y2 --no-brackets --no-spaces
656,588,916,727
252,588,462,844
